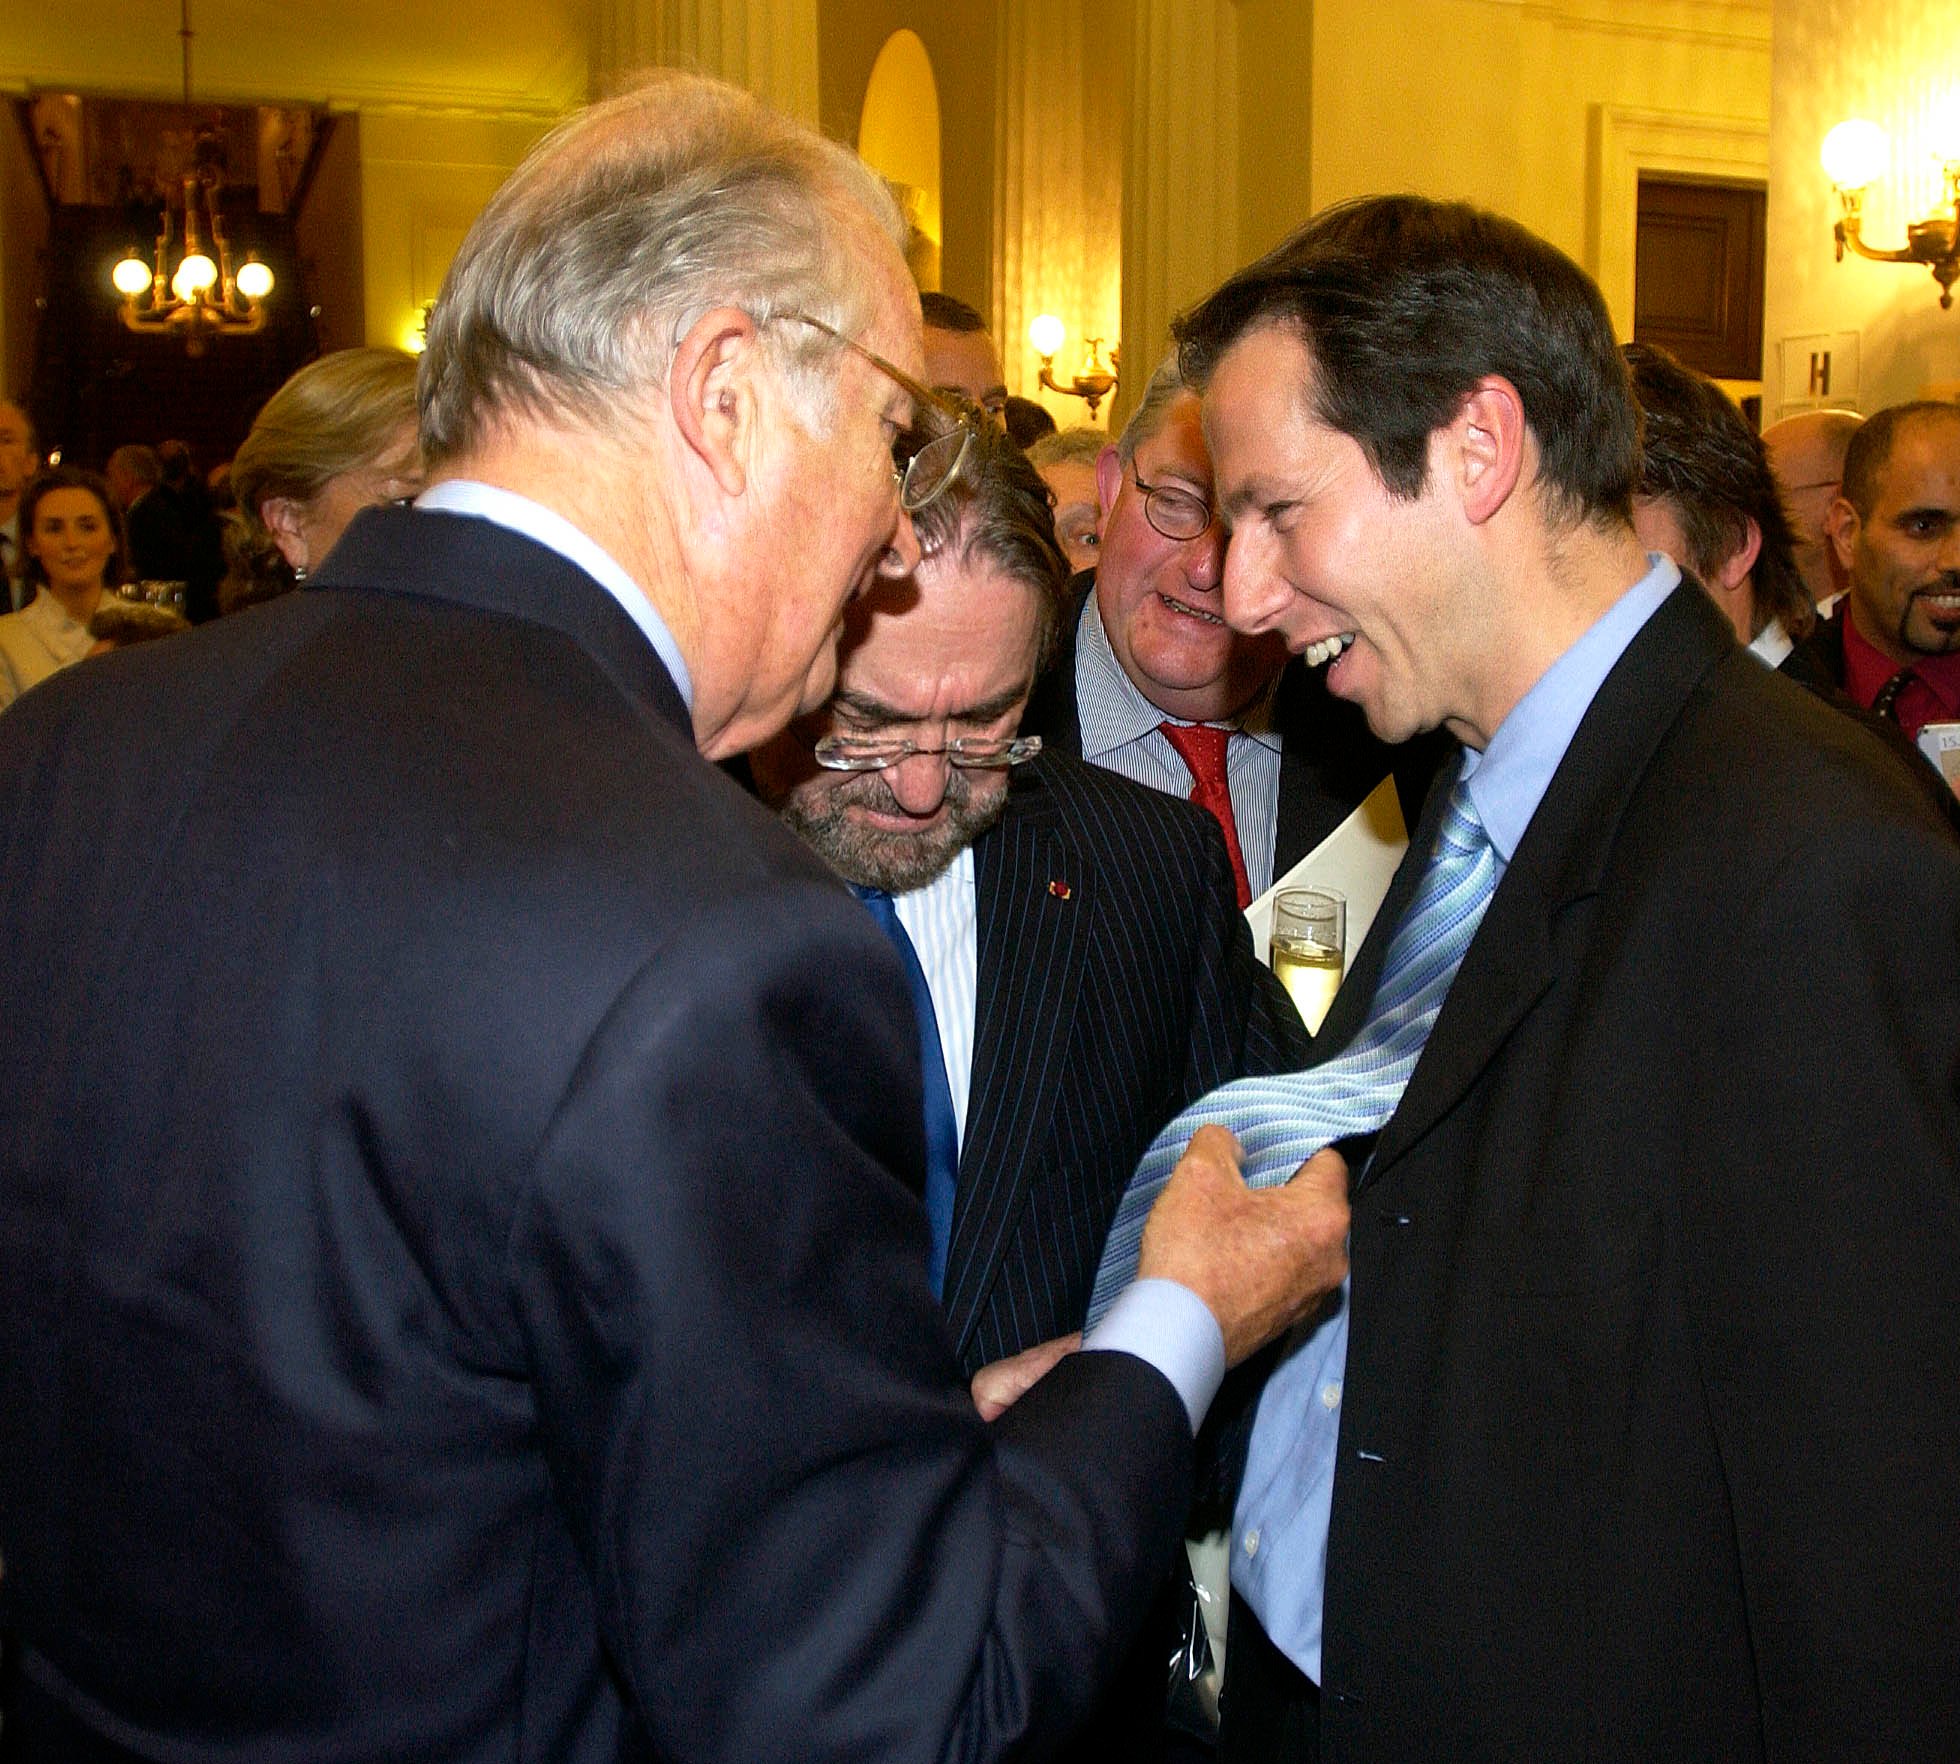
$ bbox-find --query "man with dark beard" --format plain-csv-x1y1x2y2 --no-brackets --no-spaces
1796,399,1960,746
753,419,1306,1379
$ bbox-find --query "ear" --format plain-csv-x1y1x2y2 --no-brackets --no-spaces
1449,376,1527,526
1715,515,1763,594
670,306,764,501
1095,444,1124,520
1824,494,1860,572
259,496,309,571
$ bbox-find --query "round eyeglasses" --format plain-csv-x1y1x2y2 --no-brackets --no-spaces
814,733,1044,772
1132,468,1216,542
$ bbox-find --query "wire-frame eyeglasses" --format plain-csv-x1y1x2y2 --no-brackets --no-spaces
784,313,976,513
1131,466,1216,542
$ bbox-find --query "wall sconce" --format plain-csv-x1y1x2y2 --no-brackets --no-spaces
1821,116,1960,310
1029,314,1119,418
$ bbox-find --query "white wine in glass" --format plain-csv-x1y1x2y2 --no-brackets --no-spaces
1270,887,1346,1033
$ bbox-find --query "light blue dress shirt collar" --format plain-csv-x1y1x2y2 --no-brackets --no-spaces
1458,553,1680,870
415,479,694,711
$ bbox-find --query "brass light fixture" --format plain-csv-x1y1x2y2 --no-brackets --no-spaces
109,0,274,352
1822,116,1960,310
1028,314,1119,418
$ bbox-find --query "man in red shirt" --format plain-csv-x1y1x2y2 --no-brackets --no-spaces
1807,400,1960,741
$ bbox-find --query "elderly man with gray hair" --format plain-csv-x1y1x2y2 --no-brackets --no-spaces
0,73,1349,1764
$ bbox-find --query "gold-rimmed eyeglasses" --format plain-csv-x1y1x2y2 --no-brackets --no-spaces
783,313,975,513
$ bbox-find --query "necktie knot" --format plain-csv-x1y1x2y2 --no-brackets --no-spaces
1159,720,1231,789
1433,781,1488,857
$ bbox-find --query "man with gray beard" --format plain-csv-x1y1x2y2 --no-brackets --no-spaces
753,415,1307,1759
753,416,1306,1383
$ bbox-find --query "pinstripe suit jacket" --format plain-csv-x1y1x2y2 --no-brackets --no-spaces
943,749,1310,1375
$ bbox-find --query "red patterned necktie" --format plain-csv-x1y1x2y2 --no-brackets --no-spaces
1159,721,1252,908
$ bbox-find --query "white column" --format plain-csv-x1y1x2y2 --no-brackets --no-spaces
1119,0,1239,426
992,0,1126,428
590,0,818,126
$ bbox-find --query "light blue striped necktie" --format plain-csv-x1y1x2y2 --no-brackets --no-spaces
1085,778,1497,1326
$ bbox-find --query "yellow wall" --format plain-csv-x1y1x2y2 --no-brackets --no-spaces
1766,0,1960,416
357,113,555,356
821,0,999,317
1298,0,1769,330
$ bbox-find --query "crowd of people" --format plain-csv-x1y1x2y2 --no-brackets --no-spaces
0,66,1956,1764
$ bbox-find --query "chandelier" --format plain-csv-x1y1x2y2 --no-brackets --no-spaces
109,0,274,351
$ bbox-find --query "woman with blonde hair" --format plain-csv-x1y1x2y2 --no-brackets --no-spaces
222,348,422,613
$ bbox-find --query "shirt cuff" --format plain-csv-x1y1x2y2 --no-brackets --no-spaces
1081,1278,1227,1433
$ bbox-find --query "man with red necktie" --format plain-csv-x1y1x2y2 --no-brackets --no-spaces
1022,353,1443,919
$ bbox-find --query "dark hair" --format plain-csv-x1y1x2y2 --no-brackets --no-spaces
1175,195,1640,527
1002,394,1057,448
1840,400,1960,520
158,439,196,487
909,397,1068,668
1623,343,1810,641
920,291,988,335
17,466,127,595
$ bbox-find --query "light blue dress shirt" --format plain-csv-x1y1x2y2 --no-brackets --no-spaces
1074,597,1284,896
1232,555,1682,1682
414,480,694,711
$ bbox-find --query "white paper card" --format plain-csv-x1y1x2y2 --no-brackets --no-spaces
1244,773,1409,966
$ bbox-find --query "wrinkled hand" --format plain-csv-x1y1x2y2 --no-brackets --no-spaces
1136,1124,1350,1366
970,1332,1082,1422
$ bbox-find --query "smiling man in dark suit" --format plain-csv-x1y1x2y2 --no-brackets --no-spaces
0,73,1354,1764
1087,196,1960,1762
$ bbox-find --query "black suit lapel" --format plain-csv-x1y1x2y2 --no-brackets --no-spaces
941,779,1092,1357
1361,586,1733,1187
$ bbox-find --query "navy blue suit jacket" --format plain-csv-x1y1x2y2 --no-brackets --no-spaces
0,507,1194,1763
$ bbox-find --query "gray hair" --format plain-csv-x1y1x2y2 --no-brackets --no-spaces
420,71,906,463
1114,350,1193,466
1027,425,1106,470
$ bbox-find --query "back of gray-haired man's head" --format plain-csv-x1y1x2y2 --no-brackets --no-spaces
1115,352,1193,467
419,71,906,466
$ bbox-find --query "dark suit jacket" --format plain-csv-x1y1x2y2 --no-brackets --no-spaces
946,750,1308,1375
1296,585,1960,1761
1021,586,1448,881
0,506,1197,1764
